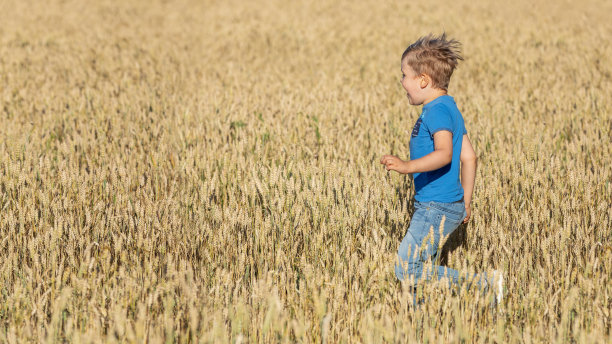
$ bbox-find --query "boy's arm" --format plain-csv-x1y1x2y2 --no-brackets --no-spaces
460,134,477,223
380,131,452,174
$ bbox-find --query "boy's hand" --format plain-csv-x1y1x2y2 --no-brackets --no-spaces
380,155,411,174
463,204,471,223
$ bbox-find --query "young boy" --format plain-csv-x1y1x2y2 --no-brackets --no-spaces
380,34,503,304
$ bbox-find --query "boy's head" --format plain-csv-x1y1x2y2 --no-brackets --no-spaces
400,33,463,105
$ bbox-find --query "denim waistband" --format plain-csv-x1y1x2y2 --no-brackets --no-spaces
415,198,464,206
415,198,465,217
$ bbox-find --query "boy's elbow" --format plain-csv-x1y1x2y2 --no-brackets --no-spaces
461,154,477,164
443,150,453,165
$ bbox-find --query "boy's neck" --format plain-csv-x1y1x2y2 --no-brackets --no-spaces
422,89,448,106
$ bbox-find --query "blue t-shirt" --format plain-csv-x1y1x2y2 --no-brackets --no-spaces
409,95,466,202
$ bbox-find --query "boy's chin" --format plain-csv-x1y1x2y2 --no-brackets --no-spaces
407,95,422,106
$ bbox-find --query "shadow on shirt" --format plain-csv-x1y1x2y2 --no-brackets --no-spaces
414,163,451,190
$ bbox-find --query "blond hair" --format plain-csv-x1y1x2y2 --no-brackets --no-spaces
402,33,463,90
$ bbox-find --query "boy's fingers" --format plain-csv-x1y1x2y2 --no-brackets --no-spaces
381,155,401,170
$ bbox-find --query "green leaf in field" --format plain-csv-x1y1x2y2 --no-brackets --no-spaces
230,121,247,130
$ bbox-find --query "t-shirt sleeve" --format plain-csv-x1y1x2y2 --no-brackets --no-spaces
423,104,454,138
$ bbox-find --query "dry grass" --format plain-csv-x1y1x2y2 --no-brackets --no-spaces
0,0,611,342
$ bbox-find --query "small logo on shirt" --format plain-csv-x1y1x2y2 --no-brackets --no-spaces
411,117,423,137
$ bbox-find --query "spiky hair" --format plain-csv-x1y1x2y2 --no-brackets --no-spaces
401,33,463,90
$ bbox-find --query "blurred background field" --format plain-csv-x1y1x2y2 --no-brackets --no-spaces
0,0,610,342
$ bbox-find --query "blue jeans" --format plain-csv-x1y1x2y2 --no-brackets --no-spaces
395,200,488,292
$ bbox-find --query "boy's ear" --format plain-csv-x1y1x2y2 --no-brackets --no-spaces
419,74,429,88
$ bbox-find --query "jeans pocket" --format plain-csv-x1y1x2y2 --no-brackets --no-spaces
430,201,465,222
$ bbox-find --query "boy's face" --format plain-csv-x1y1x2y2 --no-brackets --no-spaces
400,60,426,106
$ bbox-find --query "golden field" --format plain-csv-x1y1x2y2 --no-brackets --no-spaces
0,0,610,342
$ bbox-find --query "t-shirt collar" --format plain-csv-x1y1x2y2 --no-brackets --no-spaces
423,94,452,111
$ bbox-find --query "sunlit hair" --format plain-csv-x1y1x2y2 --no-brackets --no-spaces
402,33,463,90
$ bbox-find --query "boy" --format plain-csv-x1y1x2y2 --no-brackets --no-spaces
380,34,503,304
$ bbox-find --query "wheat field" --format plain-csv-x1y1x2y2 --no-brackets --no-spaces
0,0,611,342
